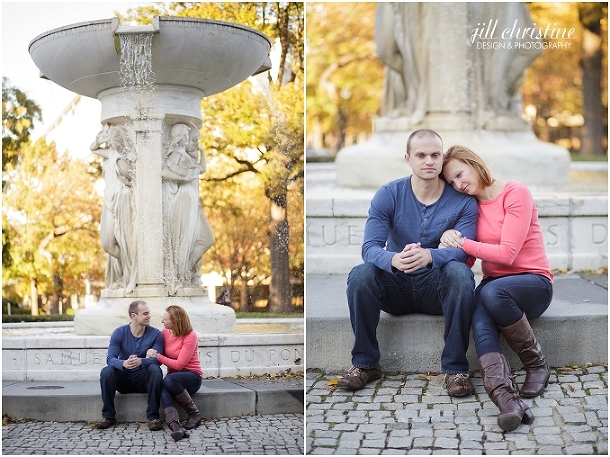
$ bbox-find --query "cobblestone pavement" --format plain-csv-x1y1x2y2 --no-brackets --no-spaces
2,413,304,455
307,365,608,455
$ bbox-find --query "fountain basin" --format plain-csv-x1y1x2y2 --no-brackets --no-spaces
29,16,271,99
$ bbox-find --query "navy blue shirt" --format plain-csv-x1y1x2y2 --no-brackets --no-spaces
106,324,164,370
362,176,478,273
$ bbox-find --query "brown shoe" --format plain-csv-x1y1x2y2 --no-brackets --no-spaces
444,373,475,397
336,364,382,390
148,419,163,431
95,417,116,429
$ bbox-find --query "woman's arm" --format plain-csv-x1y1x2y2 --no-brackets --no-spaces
157,332,198,371
463,184,533,265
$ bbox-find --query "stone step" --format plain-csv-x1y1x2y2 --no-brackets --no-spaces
2,377,303,423
306,273,608,374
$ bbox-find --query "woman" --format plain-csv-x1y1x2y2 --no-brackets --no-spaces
440,145,553,433
147,305,202,441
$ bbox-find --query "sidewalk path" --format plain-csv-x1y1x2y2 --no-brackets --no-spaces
2,413,304,455
307,365,607,455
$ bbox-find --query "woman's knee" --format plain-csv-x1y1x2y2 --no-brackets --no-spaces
478,284,506,317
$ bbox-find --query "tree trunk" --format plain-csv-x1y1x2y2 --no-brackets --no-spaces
30,278,39,316
579,3,606,155
39,228,68,315
267,196,292,313
239,276,249,312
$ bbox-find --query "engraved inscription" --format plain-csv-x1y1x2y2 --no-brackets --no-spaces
592,224,607,244
546,225,559,246
307,222,363,247
227,348,304,364
33,351,103,366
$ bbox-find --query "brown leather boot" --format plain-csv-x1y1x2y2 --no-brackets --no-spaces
478,352,534,432
500,314,550,398
164,406,188,441
175,390,201,430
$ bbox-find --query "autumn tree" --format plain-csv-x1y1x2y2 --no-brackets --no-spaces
306,2,383,152
2,78,43,275
3,137,104,315
203,175,271,312
2,78,42,181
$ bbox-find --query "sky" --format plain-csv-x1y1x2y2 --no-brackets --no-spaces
2,1,153,139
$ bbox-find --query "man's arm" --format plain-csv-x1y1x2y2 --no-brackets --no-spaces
141,330,164,368
427,195,478,269
105,328,126,370
361,185,397,272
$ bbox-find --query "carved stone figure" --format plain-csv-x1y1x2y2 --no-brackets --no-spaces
91,124,137,293
375,2,541,128
162,123,215,294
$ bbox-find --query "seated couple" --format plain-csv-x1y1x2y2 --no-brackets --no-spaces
337,129,553,433
95,300,202,442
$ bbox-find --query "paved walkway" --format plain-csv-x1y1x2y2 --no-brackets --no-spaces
2,413,304,455
307,365,608,455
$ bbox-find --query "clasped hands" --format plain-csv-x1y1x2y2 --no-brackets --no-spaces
122,354,142,369
391,242,432,274
439,229,465,249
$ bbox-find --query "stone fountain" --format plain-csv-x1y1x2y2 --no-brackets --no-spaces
3,16,303,382
29,16,271,336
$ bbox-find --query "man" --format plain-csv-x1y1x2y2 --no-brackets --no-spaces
337,129,479,396
96,300,164,430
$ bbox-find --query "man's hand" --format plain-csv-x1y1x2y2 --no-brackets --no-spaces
391,243,432,274
122,354,142,369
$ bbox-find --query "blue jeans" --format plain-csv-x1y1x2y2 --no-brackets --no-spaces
161,371,202,408
347,261,475,374
100,364,163,420
473,274,553,357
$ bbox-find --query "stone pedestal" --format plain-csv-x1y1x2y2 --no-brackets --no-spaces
74,296,235,336
336,121,571,190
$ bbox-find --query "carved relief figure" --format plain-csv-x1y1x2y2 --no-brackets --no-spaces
162,123,215,294
91,124,137,293
375,3,541,127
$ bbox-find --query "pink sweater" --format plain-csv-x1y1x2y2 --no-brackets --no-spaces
157,328,203,377
462,181,553,282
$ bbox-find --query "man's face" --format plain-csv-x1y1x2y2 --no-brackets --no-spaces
132,304,151,326
405,136,443,181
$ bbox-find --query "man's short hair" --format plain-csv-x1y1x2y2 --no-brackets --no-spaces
406,129,442,156
128,300,146,317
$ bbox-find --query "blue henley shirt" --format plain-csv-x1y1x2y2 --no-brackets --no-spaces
105,324,164,370
362,176,478,273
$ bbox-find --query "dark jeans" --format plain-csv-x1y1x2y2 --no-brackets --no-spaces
347,261,475,374
473,274,553,357
161,371,202,409
100,364,163,420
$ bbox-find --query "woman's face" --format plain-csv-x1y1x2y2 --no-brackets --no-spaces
443,159,481,196
161,312,173,330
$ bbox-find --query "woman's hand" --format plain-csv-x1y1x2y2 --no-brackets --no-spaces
440,229,465,248
146,349,159,359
